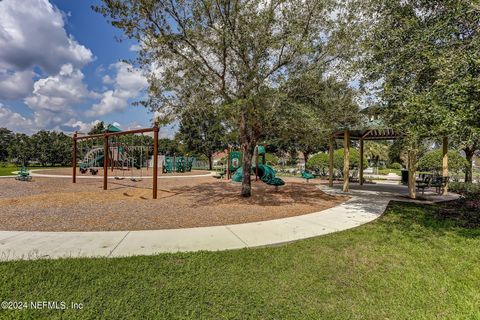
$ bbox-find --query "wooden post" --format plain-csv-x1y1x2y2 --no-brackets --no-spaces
255,146,259,181
103,133,108,190
329,136,334,187
359,138,364,186
227,148,231,180
343,130,350,192
110,138,114,172
153,126,159,199
72,132,77,183
442,136,448,195
408,149,416,199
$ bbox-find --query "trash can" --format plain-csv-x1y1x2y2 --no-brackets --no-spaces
401,169,409,185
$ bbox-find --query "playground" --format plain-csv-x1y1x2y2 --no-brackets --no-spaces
0,175,346,232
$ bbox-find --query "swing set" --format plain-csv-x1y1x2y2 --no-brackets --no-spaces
72,125,160,199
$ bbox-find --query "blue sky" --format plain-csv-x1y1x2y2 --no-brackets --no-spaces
0,0,159,134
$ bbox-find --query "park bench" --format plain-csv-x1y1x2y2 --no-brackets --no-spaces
416,175,432,196
431,176,449,194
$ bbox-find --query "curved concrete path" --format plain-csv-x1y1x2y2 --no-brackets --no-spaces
0,185,394,261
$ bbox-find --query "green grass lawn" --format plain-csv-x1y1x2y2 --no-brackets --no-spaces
377,168,401,175
0,165,18,176
0,165,69,176
1,202,479,319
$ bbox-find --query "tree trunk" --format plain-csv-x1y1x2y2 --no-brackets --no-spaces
464,147,474,183
208,154,213,170
303,152,309,169
239,110,255,197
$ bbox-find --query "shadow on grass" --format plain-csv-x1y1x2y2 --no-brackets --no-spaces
379,200,480,239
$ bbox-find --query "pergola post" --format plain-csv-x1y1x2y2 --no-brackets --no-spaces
359,138,364,186
328,136,334,187
153,125,159,199
343,130,350,192
103,132,108,190
72,132,77,183
442,136,448,195
407,149,416,199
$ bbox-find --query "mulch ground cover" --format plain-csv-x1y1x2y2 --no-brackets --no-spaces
0,174,347,231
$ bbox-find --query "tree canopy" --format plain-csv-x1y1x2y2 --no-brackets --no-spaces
95,0,354,196
357,0,480,147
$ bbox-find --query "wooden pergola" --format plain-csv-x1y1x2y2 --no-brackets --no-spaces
329,128,450,199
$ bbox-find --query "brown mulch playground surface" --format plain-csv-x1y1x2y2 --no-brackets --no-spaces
0,171,347,231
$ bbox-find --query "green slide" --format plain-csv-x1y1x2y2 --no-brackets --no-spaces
232,164,285,187
80,155,104,169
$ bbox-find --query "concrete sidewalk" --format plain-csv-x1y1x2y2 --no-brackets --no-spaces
0,186,392,261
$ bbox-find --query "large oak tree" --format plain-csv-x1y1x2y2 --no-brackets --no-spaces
95,0,345,196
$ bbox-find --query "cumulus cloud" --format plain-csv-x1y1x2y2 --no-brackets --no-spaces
0,103,34,133
129,44,141,52
21,63,106,130
25,64,93,113
63,119,102,133
0,0,93,102
87,62,147,117
0,0,93,74
0,69,35,100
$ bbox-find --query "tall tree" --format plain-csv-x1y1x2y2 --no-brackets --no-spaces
356,0,480,175
177,103,226,170
7,133,32,166
270,70,359,164
95,0,347,197
0,128,14,162
88,121,106,135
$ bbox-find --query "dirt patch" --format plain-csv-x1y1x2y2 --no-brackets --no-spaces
0,177,347,231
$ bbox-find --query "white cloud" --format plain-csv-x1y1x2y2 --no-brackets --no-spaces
0,104,34,133
22,64,99,129
87,62,147,117
102,75,114,84
63,119,101,133
25,64,93,112
0,0,93,101
129,44,141,52
0,69,35,100
0,0,93,73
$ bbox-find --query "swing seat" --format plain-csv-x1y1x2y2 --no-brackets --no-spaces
114,176,124,180
130,178,142,182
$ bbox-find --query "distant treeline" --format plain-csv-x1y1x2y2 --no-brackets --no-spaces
0,128,72,166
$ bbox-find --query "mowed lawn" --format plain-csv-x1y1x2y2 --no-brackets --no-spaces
0,165,69,176
0,202,479,319
0,166,17,176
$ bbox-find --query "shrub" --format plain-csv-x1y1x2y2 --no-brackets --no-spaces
265,153,279,166
449,182,480,197
307,153,329,171
306,149,367,174
418,150,468,175
388,162,402,170
333,148,368,172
